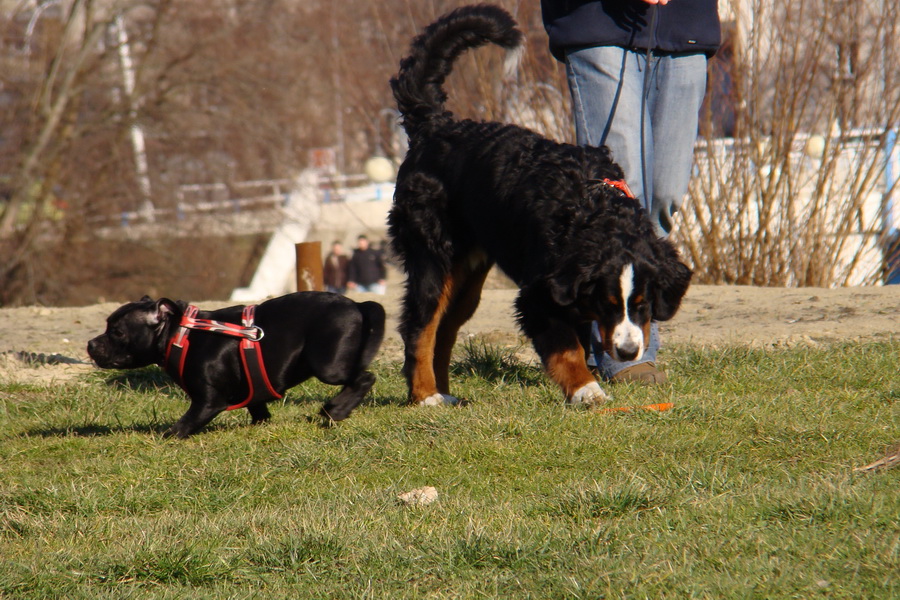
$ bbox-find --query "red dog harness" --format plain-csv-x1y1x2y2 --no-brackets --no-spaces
163,305,282,410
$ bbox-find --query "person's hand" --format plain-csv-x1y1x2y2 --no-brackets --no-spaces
641,0,670,5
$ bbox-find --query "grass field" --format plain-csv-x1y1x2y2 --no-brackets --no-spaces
1,339,898,599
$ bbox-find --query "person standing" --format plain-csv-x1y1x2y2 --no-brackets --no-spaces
541,0,720,384
323,240,350,294
347,234,387,294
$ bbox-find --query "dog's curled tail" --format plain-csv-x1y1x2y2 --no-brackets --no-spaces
390,4,522,138
356,301,386,371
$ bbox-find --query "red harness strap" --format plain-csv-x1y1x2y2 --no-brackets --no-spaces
163,305,283,410
164,305,198,385
229,305,282,410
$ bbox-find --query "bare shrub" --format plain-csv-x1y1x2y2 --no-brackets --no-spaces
678,0,900,286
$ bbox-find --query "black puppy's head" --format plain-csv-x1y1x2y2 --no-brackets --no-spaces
548,244,691,362
87,296,185,369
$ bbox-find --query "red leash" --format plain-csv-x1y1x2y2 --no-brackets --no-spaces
163,305,282,409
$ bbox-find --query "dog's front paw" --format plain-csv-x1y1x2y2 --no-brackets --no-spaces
419,393,460,407
567,382,611,407
162,426,190,439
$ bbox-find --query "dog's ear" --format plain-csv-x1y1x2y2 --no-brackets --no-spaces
139,295,153,302
547,261,593,307
146,298,182,326
651,257,691,321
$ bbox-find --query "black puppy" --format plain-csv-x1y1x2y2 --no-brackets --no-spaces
88,292,385,438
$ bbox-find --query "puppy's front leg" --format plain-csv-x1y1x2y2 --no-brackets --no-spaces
165,393,224,438
247,402,271,425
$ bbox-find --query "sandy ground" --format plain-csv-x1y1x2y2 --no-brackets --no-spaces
1,278,897,386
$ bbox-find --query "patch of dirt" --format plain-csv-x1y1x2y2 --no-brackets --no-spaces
1,280,898,385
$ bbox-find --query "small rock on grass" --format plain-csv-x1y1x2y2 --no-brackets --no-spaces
398,486,438,506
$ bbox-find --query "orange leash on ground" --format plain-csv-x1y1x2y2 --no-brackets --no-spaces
599,402,674,414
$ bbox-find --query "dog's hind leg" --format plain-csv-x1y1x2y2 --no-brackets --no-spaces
433,254,492,393
400,269,459,406
320,371,376,423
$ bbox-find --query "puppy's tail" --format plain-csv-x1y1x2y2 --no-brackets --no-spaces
356,301,386,371
391,4,522,138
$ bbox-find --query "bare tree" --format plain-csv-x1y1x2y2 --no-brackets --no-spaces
1,0,896,305
0,1,119,285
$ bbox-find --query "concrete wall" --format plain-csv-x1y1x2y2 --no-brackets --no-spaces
305,187,393,257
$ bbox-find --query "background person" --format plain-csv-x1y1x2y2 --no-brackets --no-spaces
541,0,721,384
323,240,350,294
347,234,387,294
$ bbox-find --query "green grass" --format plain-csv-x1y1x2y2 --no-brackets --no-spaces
0,340,898,598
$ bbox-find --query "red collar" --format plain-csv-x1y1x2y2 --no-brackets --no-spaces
163,305,282,409
602,178,635,198
589,178,636,199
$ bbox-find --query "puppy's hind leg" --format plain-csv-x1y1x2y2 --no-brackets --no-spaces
319,371,376,424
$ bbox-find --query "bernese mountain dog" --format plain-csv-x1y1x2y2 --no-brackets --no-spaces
387,4,691,407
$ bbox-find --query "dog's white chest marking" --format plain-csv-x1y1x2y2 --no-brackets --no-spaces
611,263,645,361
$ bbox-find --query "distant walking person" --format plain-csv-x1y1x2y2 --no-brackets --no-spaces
348,234,387,294
323,240,350,294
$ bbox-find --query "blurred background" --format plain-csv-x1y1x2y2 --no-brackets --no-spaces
0,0,897,306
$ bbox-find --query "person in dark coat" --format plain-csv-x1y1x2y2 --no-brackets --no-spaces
347,234,386,294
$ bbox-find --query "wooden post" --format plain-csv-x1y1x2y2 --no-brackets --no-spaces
295,241,323,292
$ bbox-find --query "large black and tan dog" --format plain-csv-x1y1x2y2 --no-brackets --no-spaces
388,4,691,407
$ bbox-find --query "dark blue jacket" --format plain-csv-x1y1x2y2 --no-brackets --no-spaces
541,0,721,61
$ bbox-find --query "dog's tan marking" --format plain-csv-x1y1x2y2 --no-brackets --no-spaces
599,323,616,356
545,346,596,399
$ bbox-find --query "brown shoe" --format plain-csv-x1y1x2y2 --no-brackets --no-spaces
608,362,667,385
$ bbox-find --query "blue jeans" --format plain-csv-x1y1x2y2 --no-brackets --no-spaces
565,46,707,376
353,282,386,295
